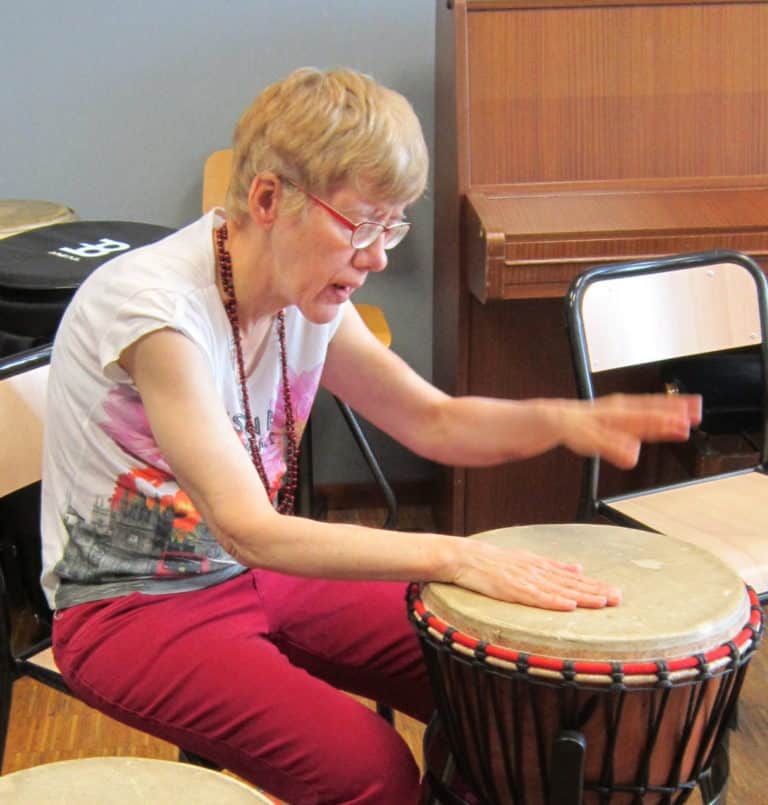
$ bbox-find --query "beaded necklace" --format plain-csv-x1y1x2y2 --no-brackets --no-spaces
215,222,299,514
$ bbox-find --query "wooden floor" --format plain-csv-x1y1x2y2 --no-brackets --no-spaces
3,505,767,803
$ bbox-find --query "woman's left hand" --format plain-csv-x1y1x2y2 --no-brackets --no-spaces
558,392,702,469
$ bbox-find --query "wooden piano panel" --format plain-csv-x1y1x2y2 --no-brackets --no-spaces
465,184,768,301
463,296,584,532
432,0,768,535
465,2,768,185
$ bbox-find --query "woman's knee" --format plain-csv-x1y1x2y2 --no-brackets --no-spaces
305,721,422,805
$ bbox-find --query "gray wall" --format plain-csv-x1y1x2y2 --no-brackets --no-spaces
2,1,437,487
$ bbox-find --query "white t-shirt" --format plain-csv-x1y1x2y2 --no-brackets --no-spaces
41,210,344,609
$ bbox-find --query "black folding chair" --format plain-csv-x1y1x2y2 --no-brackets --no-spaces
566,249,768,603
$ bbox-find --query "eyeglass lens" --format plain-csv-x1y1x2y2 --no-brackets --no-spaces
351,222,410,250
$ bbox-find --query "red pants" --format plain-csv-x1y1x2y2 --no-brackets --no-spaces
52,570,434,804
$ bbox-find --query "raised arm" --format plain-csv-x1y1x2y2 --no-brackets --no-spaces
321,305,702,470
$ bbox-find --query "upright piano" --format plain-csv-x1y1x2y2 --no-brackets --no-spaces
433,0,768,535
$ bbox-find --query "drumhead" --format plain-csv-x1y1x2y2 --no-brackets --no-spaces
421,524,750,661
0,757,274,803
0,200,77,240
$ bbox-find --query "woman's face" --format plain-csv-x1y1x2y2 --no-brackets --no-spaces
273,183,407,324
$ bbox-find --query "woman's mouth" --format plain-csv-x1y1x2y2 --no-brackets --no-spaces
329,284,353,302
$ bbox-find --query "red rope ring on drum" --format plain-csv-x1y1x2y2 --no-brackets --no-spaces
407,583,763,688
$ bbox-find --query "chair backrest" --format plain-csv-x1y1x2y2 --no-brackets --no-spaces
578,259,763,374
0,346,50,497
566,250,768,510
202,149,233,214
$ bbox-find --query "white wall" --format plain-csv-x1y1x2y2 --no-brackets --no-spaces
1,1,437,485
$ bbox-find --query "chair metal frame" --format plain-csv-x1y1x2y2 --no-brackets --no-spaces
566,249,768,608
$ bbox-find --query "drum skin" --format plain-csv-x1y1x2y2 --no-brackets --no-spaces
0,200,77,240
0,757,276,803
410,524,763,805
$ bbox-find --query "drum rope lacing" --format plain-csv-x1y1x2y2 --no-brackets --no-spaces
407,583,763,687
411,582,763,803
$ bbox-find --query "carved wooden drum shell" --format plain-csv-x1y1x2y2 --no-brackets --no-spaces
408,524,763,804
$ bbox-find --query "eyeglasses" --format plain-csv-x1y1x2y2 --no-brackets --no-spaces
282,178,411,250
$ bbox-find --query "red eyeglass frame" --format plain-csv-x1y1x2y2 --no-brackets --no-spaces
281,177,410,250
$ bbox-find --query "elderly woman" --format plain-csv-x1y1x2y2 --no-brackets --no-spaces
41,68,699,804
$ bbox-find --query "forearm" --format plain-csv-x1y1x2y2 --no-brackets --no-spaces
207,503,621,611
409,395,568,467
407,392,698,471
210,503,461,582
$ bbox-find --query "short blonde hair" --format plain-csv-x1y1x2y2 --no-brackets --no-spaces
226,67,429,225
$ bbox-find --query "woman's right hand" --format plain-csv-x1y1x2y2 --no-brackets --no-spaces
451,538,622,611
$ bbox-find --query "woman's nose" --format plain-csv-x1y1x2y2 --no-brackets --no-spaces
353,234,388,272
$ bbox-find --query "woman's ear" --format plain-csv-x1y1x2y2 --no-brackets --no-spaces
246,173,282,227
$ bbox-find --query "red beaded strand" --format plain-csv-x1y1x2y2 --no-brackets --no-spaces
215,222,299,514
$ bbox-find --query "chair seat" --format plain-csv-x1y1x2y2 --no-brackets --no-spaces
608,470,768,595
25,646,59,674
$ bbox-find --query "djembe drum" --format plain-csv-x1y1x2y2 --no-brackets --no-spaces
408,524,763,805
0,757,277,803
0,219,174,353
